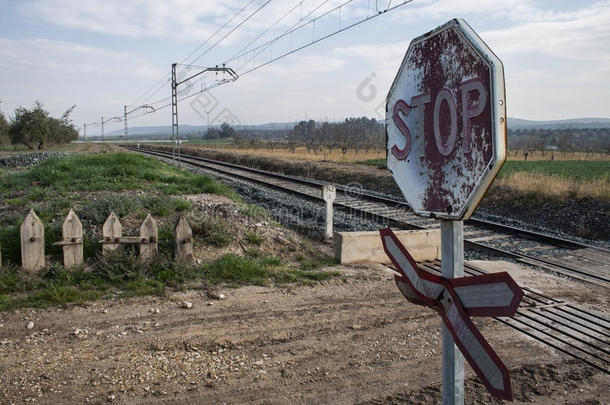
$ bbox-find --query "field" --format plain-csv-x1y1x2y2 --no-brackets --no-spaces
184,143,610,201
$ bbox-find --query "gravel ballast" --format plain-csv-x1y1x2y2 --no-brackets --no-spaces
0,151,73,168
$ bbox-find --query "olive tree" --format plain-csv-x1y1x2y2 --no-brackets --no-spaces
9,101,78,149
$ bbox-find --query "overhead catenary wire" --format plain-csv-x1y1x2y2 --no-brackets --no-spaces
227,0,315,63
225,0,331,67
126,1,259,108
180,0,260,66
125,0,415,124
187,0,272,66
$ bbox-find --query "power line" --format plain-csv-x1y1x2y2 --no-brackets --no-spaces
188,0,272,66
180,0,259,66
127,75,171,108
225,0,330,67
127,2,260,108
228,0,309,62
125,0,415,124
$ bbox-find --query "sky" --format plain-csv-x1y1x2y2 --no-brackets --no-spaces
0,0,609,136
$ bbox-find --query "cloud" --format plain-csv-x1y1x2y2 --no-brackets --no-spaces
0,38,165,122
0,38,163,80
17,0,348,44
482,2,610,63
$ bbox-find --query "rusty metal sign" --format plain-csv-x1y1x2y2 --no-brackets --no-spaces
386,18,506,220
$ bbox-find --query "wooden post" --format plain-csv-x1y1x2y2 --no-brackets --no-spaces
102,212,122,255
139,214,158,261
20,209,45,272
174,215,193,263
61,209,83,267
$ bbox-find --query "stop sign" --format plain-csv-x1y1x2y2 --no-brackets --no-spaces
386,19,507,220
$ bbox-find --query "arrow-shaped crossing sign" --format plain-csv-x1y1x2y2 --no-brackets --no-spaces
380,228,523,401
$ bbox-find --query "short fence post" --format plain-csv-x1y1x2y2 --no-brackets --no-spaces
59,209,83,268
174,215,193,263
322,185,336,239
20,209,45,272
102,212,122,255
139,214,158,261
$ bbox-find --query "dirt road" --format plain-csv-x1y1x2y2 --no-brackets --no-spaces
0,261,608,404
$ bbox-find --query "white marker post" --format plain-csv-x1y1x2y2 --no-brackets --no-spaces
322,185,336,239
441,220,464,404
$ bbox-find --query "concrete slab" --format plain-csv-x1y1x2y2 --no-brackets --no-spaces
334,229,441,264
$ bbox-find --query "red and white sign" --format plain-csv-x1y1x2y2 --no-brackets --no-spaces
386,18,507,220
380,228,523,401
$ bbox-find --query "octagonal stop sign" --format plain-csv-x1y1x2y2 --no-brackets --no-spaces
386,18,507,220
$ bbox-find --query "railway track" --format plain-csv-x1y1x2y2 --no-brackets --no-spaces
128,146,609,287
127,146,609,375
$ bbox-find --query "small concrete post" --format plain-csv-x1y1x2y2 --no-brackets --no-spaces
139,214,158,261
441,220,465,405
61,209,83,267
102,212,122,255
174,215,193,263
20,209,45,272
321,185,336,239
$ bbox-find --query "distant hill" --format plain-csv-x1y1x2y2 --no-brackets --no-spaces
105,122,297,138
93,117,610,140
508,117,610,130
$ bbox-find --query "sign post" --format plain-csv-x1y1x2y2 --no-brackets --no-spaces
384,18,516,403
441,220,464,404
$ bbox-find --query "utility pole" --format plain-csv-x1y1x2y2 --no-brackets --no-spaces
83,123,87,142
101,117,104,142
124,105,128,143
170,62,238,166
206,111,210,141
171,63,179,165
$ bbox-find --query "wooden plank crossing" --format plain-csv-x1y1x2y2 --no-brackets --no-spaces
412,260,610,374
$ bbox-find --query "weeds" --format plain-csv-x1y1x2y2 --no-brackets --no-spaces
244,232,264,245
190,216,233,247
204,253,337,287
240,203,267,218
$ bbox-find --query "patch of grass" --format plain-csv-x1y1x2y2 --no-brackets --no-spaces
356,158,386,169
498,160,610,182
190,216,233,247
120,279,165,298
140,196,193,217
493,160,610,201
0,226,21,265
240,203,267,218
0,152,239,201
80,194,141,222
244,232,264,245
0,286,104,311
297,254,337,270
205,253,338,287
204,254,282,287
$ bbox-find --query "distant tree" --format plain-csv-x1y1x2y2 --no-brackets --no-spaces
9,101,78,149
0,112,9,146
205,127,221,139
219,122,236,139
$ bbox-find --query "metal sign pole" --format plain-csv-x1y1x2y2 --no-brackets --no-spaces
441,219,464,405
